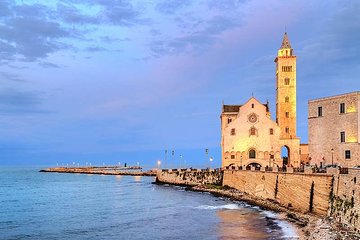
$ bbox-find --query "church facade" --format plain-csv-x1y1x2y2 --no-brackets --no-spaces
221,33,301,168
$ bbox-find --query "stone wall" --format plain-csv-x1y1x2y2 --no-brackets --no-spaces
330,169,360,232
223,170,333,215
156,169,223,186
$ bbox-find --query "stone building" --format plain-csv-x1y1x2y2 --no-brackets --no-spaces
220,33,301,168
308,91,360,167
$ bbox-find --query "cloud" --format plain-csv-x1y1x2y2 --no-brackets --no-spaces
0,5,71,61
0,72,25,82
56,3,100,25
0,89,50,115
150,15,242,57
156,0,192,14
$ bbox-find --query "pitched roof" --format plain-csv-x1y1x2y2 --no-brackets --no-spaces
280,32,292,49
222,102,270,113
222,105,242,113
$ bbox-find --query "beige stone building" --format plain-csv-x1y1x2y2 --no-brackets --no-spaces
221,33,301,168
308,91,360,167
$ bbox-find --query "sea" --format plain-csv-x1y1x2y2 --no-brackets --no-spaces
0,167,299,240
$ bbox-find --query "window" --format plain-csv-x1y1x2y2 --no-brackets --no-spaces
231,155,235,159
251,104,254,108
285,127,289,133
250,127,256,136
284,78,290,85
269,128,274,135
285,112,289,118
270,154,274,159
340,103,345,114
340,132,346,143
231,128,236,136
249,149,256,159
228,118,232,124
318,106,323,117
285,96,289,103
282,66,292,72
345,150,351,159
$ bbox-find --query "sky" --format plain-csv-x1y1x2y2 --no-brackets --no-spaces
0,0,359,167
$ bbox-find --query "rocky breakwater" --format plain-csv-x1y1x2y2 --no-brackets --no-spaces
40,166,157,176
156,168,223,186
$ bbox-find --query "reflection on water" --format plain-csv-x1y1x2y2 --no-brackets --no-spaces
217,208,298,240
134,175,142,181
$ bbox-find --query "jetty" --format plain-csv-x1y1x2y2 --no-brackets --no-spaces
40,166,157,176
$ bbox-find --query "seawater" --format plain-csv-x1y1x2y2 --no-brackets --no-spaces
0,167,299,240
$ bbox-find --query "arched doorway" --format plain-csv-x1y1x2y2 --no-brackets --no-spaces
246,162,262,170
281,145,290,167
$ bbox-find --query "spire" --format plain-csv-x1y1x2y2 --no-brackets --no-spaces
280,32,292,49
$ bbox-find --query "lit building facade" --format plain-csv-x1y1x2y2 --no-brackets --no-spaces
308,92,360,167
220,33,301,168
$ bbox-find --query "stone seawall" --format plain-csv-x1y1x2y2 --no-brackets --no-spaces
223,170,333,216
156,169,223,186
330,169,360,232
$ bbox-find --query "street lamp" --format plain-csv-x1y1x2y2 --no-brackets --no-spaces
157,160,161,170
331,148,334,165
209,157,213,170
180,154,183,169
240,156,243,170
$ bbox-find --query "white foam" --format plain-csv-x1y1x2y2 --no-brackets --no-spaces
196,203,240,210
261,211,299,238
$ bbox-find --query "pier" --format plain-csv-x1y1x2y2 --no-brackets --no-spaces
40,166,157,176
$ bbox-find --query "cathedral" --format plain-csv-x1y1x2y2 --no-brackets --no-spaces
221,33,301,168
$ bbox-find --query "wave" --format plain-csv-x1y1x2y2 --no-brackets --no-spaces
195,203,240,210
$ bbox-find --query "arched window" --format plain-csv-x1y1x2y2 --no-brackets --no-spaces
227,118,232,124
285,96,289,103
249,149,256,159
250,127,256,136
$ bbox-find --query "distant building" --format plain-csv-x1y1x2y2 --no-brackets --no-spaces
220,33,301,168
308,92,360,167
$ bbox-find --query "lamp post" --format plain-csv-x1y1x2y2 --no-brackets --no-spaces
157,160,161,170
205,148,209,169
209,157,213,170
331,148,334,165
240,156,243,170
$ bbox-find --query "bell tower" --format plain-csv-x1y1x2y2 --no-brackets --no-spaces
275,32,297,139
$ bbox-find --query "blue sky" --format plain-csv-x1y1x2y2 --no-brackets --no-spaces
0,0,359,167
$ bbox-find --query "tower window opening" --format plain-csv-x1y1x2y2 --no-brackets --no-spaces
252,103,254,108
285,96,289,103
231,128,236,136
285,127,289,133
285,112,289,118
228,118,232,124
231,154,235,159
282,66,292,72
269,128,274,135
249,149,256,159
340,103,345,114
284,78,290,85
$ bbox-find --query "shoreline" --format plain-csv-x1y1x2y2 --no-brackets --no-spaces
155,181,360,240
